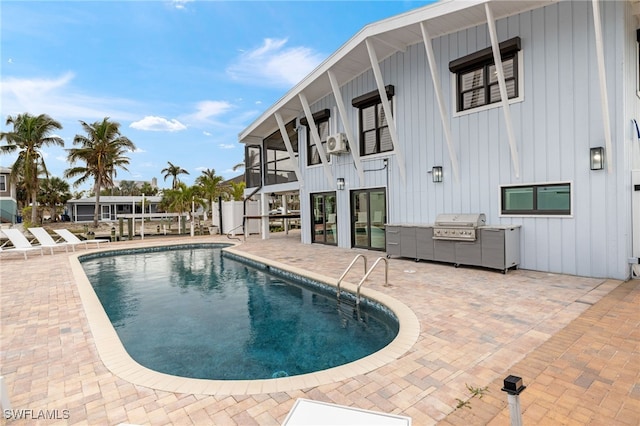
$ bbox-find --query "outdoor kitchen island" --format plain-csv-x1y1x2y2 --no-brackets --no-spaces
386,214,520,273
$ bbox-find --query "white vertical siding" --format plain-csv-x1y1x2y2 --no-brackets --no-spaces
296,0,633,279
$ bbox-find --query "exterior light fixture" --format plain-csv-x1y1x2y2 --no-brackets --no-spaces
431,166,443,183
336,178,345,190
590,147,604,170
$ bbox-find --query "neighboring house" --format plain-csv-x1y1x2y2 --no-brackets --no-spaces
239,0,640,280
0,167,17,223
66,196,163,222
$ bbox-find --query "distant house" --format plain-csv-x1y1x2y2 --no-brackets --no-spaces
66,196,163,223
0,167,18,223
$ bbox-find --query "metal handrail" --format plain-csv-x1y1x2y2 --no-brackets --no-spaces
356,257,389,305
336,254,368,298
226,224,244,242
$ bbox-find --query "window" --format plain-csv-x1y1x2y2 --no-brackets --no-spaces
263,120,298,185
449,37,521,112
245,145,261,188
501,182,571,215
352,85,394,156
0,175,6,192
301,109,330,166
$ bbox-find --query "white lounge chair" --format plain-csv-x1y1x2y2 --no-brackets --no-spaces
27,227,75,254
53,228,111,249
0,229,45,259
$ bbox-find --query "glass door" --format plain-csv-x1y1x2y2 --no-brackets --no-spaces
351,188,386,250
311,192,337,245
101,205,111,221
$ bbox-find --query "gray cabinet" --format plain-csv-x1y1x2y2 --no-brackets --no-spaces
481,227,520,272
387,224,521,273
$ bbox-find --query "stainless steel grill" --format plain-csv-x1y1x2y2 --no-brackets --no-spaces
433,213,486,241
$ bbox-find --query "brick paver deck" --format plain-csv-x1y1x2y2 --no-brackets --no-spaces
1,231,638,425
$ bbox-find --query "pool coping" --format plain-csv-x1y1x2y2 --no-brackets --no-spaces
69,241,421,396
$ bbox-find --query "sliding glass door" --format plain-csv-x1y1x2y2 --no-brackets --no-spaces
311,192,337,245
351,188,386,250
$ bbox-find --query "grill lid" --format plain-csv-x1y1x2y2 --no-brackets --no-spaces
435,213,486,228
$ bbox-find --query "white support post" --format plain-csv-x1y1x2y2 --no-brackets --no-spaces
274,112,304,185
365,38,407,184
328,70,365,185
485,3,521,179
299,92,335,187
420,21,460,184
507,394,523,426
261,192,270,240
592,0,614,173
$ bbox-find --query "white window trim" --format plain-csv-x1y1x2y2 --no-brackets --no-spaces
498,180,574,218
452,50,525,118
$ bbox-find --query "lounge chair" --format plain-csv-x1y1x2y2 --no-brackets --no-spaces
53,228,111,249
0,229,45,259
27,227,75,254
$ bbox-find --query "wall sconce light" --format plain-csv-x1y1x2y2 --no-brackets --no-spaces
336,178,345,190
590,147,604,170
431,166,443,183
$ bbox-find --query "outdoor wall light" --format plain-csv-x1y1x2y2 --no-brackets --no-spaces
590,147,605,170
336,178,345,190
431,166,443,183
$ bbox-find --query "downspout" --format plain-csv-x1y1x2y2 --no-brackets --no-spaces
218,195,223,234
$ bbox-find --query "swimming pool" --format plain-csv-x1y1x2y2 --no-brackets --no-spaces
79,244,399,381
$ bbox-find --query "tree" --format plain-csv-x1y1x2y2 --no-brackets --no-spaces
195,168,227,224
160,183,204,218
0,113,64,223
38,177,71,221
161,161,190,189
64,117,136,227
228,181,246,201
118,180,139,196
139,182,158,196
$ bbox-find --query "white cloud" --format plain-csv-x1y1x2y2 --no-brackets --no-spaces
130,116,187,132
171,0,193,10
187,100,233,123
226,38,324,88
0,72,139,121
133,147,146,153
218,144,235,150
203,131,212,136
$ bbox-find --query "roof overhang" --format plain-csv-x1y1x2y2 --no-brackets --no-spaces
238,0,558,143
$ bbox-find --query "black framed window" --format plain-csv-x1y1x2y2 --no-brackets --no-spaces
501,182,571,215
352,85,394,156
449,37,521,112
263,120,298,185
0,175,6,192
245,145,261,188
301,109,330,166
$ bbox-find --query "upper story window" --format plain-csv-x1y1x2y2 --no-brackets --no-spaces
352,85,394,156
245,145,261,188
501,182,571,216
0,175,6,192
263,119,298,185
449,37,521,113
300,109,330,166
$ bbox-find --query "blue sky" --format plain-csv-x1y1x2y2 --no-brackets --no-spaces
1,0,431,193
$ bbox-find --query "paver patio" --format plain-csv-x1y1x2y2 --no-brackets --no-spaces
1,231,638,425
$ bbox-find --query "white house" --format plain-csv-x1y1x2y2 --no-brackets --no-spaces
238,0,640,280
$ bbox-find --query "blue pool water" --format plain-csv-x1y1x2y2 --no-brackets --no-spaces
80,244,399,380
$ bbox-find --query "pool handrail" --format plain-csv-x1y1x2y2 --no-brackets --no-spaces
356,257,389,305
336,254,367,299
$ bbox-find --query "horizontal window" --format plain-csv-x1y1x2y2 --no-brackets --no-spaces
450,37,521,113
501,183,571,215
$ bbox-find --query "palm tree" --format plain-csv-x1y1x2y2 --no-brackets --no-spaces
228,181,246,201
160,183,204,219
161,161,190,189
64,117,136,227
0,113,64,223
38,176,71,221
139,182,158,196
195,168,227,224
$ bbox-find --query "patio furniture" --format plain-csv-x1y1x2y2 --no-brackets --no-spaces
0,229,45,259
27,227,75,254
53,228,111,249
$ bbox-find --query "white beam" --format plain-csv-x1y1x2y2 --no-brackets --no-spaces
327,70,365,185
373,35,406,53
485,3,521,179
365,38,407,184
274,112,304,185
591,0,614,173
420,21,460,184
299,92,335,187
